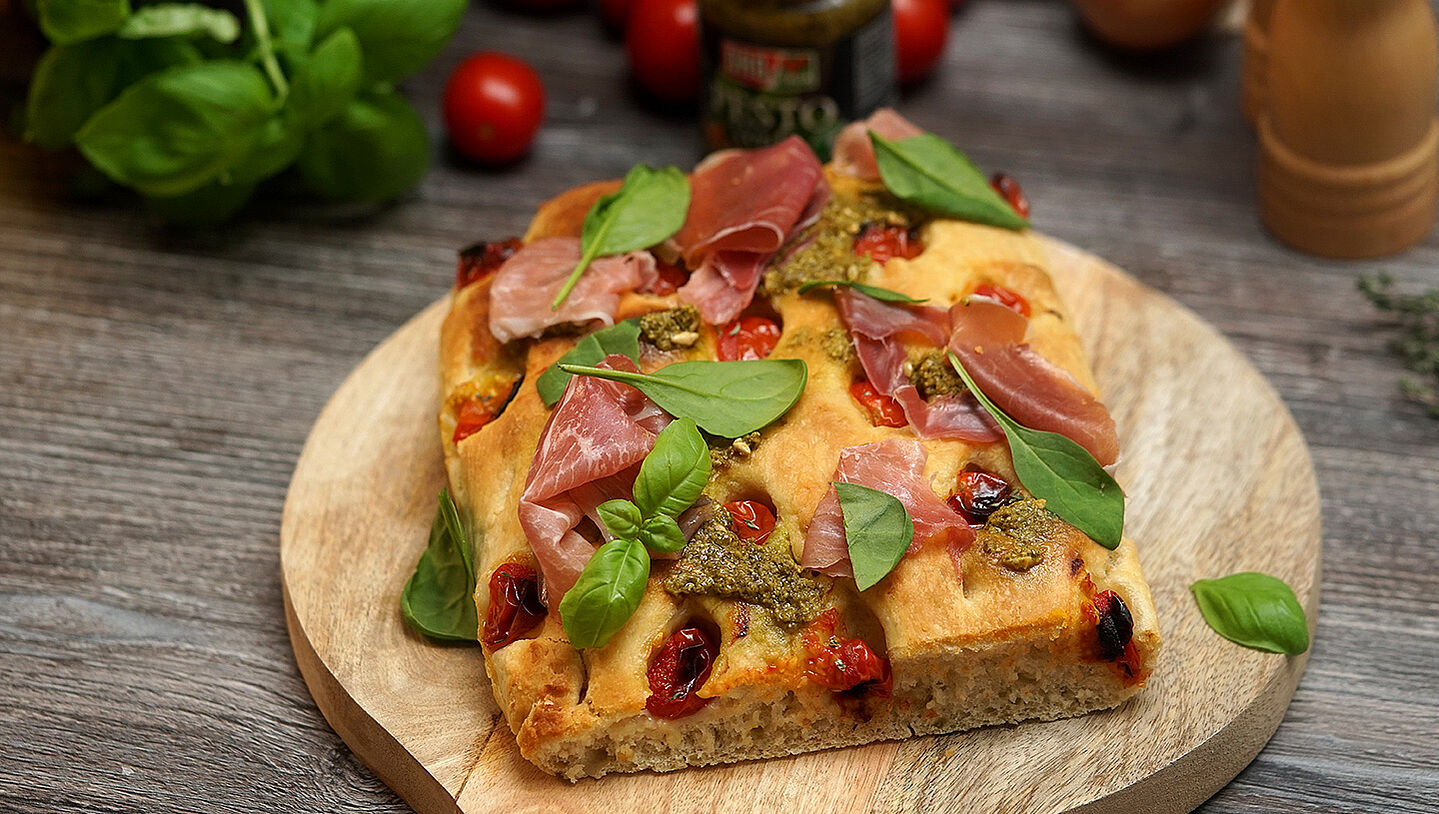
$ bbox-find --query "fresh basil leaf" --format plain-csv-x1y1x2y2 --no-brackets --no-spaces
314,0,466,83
286,27,362,130
870,132,1029,231
796,279,929,303
117,4,240,42
948,352,1124,549
1191,572,1309,655
552,164,690,309
144,179,255,225
23,40,125,149
535,320,641,407
638,514,687,554
400,489,479,642
76,61,275,197
558,359,808,438
37,0,131,45
559,537,650,649
262,0,319,57
835,482,914,591
296,91,428,203
597,499,642,541
633,418,710,519
228,115,303,185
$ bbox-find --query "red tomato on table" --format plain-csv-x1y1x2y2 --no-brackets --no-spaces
443,53,546,165
893,0,950,85
626,0,700,104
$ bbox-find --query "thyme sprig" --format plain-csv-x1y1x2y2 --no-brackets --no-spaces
1359,273,1439,418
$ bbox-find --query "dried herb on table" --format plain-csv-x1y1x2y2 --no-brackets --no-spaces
1358,274,1439,418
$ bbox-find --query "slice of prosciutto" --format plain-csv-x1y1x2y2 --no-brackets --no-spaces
947,298,1120,466
676,136,828,323
835,289,1001,442
517,354,671,611
801,439,972,578
488,236,658,343
833,108,924,182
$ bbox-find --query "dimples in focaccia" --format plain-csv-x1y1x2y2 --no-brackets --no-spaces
436,124,1160,781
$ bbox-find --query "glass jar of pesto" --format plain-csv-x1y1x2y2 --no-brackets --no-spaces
699,0,895,156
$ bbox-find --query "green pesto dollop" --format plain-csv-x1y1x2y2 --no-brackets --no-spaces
762,194,919,295
638,305,702,351
976,497,1060,573
821,328,856,364
709,431,761,470
663,516,825,626
909,350,966,400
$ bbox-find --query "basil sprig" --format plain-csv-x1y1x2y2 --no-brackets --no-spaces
560,419,711,649
869,132,1029,231
551,164,690,309
796,279,929,303
835,482,915,591
558,358,807,438
1190,572,1310,655
948,352,1124,549
535,320,642,407
400,489,478,642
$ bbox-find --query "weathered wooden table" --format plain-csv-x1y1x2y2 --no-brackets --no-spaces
2,2,1436,811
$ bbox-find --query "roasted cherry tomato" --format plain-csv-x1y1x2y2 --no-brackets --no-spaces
452,378,521,444
481,563,547,649
803,611,892,694
647,258,689,296
626,0,700,104
443,52,545,165
646,626,718,719
971,283,1031,317
456,237,523,288
990,172,1031,219
850,380,907,428
949,466,1012,525
893,0,950,85
853,222,924,264
716,316,782,361
722,500,776,545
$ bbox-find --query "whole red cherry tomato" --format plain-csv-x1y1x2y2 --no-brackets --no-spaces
626,0,700,104
893,0,950,85
716,316,781,361
443,53,546,165
722,500,776,545
850,380,907,428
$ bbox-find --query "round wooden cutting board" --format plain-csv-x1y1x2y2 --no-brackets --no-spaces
280,236,1321,814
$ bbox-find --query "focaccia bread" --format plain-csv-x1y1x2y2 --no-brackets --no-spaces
437,127,1160,781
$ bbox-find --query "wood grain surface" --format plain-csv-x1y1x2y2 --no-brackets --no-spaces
280,238,1321,814
1,2,1437,813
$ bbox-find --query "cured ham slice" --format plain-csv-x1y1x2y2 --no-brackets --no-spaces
948,298,1120,466
489,236,658,343
833,108,924,182
835,289,1001,442
518,354,671,611
676,136,828,323
801,439,972,578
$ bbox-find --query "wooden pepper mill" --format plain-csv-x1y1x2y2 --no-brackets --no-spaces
1241,0,1276,126
1258,0,1439,258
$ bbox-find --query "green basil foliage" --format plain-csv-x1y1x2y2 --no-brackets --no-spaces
558,358,808,438
796,279,930,303
559,419,711,649
835,482,914,591
400,489,479,643
948,352,1124,549
23,0,465,223
535,320,642,407
1190,572,1310,655
869,131,1030,231
552,165,691,309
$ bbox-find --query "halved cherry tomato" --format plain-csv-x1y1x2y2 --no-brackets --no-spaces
456,237,523,288
716,316,782,361
626,0,701,105
850,380,907,428
443,53,545,165
802,611,892,694
990,172,1030,219
481,563,546,649
648,259,689,296
722,500,776,545
893,0,950,85
645,626,718,719
971,283,1031,318
949,466,1012,525
853,223,924,264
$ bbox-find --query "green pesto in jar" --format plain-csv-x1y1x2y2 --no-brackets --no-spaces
909,350,965,400
976,498,1060,573
638,305,702,351
664,516,826,626
763,193,917,295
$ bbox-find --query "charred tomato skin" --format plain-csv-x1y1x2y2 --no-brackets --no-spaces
949,466,1013,525
1093,590,1134,661
456,237,523,288
482,563,547,649
646,626,719,719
